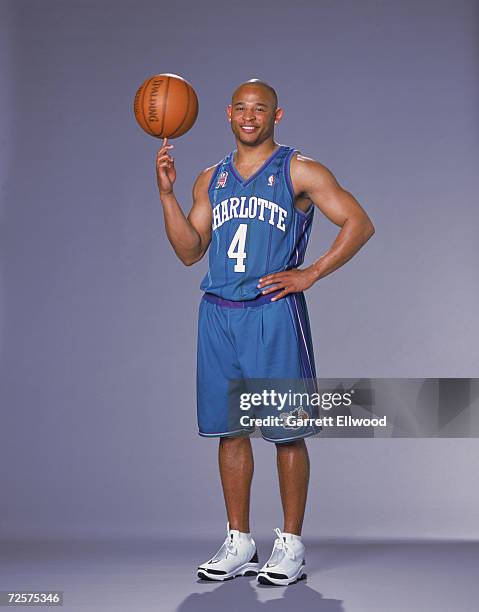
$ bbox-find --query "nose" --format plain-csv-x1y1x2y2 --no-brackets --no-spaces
243,108,255,122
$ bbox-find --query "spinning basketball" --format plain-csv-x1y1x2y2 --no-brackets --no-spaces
133,73,198,138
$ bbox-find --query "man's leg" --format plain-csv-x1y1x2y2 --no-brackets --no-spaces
197,435,258,580
219,436,254,532
276,439,310,535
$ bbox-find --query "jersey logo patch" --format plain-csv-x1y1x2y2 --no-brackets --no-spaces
216,171,229,189
267,174,275,187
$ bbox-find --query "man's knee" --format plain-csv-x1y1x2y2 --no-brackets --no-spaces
220,435,251,448
275,438,307,451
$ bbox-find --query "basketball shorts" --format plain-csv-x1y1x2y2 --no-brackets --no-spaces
196,290,321,443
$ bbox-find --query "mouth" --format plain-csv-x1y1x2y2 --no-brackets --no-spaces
240,125,258,133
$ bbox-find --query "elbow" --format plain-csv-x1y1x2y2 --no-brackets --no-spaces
349,213,375,243
180,256,197,266
362,218,375,242
180,252,203,266
178,237,206,266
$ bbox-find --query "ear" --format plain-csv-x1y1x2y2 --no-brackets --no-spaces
274,107,284,125
226,104,232,122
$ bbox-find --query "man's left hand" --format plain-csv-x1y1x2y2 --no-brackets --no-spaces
257,268,317,301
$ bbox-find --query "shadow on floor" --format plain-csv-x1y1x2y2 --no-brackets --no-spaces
176,576,345,612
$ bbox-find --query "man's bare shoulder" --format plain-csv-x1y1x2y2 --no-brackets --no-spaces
290,151,338,194
197,163,218,182
291,152,332,177
193,164,218,194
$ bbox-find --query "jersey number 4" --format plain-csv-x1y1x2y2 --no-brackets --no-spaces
227,223,248,272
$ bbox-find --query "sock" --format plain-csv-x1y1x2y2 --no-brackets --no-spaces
282,532,303,543
230,528,253,542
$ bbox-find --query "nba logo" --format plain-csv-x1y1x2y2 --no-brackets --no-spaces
216,171,228,188
267,174,275,187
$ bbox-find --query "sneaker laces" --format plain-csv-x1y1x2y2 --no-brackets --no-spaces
267,528,296,566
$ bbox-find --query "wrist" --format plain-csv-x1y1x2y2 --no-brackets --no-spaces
307,263,322,283
159,188,174,198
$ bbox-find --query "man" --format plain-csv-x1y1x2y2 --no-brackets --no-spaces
156,79,374,586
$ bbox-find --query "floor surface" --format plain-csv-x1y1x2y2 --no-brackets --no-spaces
1,537,478,611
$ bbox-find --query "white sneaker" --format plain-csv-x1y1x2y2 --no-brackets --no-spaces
197,522,259,581
257,528,307,586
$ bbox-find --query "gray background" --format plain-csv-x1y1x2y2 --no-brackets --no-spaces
1,0,478,542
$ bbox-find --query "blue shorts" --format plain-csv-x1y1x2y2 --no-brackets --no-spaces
196,291,321,443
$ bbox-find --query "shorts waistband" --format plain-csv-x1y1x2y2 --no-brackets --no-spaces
202,290,283,308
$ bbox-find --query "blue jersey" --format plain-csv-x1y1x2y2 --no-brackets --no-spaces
200,144,314,301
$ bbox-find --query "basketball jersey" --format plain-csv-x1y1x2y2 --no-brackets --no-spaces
200,144,314,301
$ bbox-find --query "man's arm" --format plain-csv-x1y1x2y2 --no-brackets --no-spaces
258,154,375,300
156,138,213,266
292,154,375,281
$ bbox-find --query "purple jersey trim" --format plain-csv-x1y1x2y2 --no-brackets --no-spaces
203,289,283,308
207,162,223,192
284,147,297,203
285,149,314,217
295,204,314,218
228,145,285,186
285,292,317,380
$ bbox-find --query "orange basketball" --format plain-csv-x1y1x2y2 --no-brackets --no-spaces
133,73,199,138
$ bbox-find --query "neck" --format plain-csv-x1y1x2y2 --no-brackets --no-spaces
234,138,278,164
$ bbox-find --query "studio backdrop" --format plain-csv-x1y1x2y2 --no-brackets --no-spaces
0,0,478,541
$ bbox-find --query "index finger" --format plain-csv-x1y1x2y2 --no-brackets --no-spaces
161,136,174,149
259,272,280,283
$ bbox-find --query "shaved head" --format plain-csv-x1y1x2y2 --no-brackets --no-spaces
232,79,278,110
227,78,283,146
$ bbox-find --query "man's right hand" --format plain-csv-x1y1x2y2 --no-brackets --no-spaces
156,137,176,195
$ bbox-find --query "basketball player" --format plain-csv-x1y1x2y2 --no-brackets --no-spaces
156,80,374,586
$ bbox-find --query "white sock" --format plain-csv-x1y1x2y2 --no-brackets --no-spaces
282,532,303,543
230,528,253,542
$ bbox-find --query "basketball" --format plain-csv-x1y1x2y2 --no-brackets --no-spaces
133,73,199,139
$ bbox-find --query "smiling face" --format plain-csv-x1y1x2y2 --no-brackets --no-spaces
227,84,283,147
